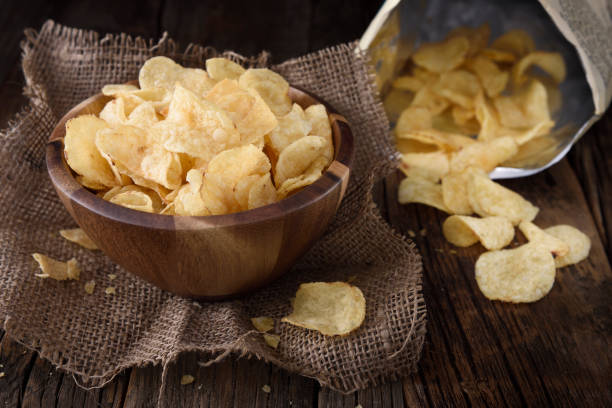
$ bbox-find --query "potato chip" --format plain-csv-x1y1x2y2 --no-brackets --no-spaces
239,68,292,116
276,158,326,199
251,316,274,332
281,282,366,336
432,111,480,136
32,254,80,281
432,70,481,109
412,36,470,73
544,225,591,267
519,221,569,257
398,176,449,213
274,136,327,187
126,102,159,129
441,167,486,215
443,215,514,250
103,185,162,213
266,104,312,157
467,171,539,225
247,173,277,210
139,56,215,96
305,104,334,163
494,79,551,128
263,333,280,349
205,79,277,147
451,105,475,126
411,86,450,115
96,125,183,190
398,128,475,152
474,92,503,141
202,145,271,214
180,375,195,385
475,243,555,302
392,75,425,92
160,84,241,165
102,84,139,96
512,51,566,86
449,24,491,56
450,136,518,173
395,106,433,135
64,115,119,188
59,228,98,250
491,29,535,57
76,175,109,191
400,151,449,182
205,57,246,81
465,55,509,97
479,48,516,63
383,89,415,123
84,280,96,294
173,169,210,216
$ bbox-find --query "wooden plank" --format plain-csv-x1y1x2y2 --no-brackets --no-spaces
123,365,162,408
160,0,312,63
569,115,612,261
388,156,612,407
0,335,37,407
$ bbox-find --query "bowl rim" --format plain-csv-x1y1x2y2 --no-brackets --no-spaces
46,84,354,230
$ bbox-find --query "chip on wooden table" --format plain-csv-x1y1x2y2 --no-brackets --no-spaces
398,176,449,213
519,221,569,257
544,225,591,268
475,243,555,303
443,215,514,250
282,282,366,336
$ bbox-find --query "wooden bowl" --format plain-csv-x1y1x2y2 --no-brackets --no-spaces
46,86,353,299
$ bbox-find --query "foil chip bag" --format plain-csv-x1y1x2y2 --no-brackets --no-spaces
360,0,612,178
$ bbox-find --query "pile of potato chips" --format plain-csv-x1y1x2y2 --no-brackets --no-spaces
64,57,334,215
388,26,591,303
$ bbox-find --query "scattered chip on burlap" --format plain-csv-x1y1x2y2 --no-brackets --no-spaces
0,20,426,397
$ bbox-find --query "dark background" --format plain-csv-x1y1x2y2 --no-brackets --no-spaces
0,1,611,407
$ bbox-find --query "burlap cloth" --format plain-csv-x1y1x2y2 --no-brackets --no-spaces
0,20,426,396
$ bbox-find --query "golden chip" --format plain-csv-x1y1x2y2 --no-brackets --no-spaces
465,55,509,97
395,106,433,135
266,103,312,157
126,102,159,129
479,48,517,63
103,185,162,213
180,375,195,385
205,79,277,147
449,136,518,174
276,159,326,199
451,105,475,126
494,79,551,128
519,221,569,257
475,243,555,303
441,167,486,215
400,151,449,182
383,89,415,123
246,173,277,210
443,215,514,250
281,282,366,336
398,176,449,213
512,51,566,86
392,75,425,92
491,29,535,57
305,104,334,163
96,125,183,190
238,68,292,116
274,136,327,187
139,56,215,97
544,225,591,267
59,228,98,250
99,97,128,126
263,333,280,349
467,171,538,225
411,86,450,115
32,254,80,281
432,70,481,109
173,169,210,216
251,316,274,332
84,280,96,294
205,57,246,81
64,115,118,188
102,84,139,95
412,36,470,73
161,84,241,165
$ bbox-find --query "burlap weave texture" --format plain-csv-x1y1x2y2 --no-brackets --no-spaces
0,20,426,394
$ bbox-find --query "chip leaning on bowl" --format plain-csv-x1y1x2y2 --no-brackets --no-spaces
63,56,335,215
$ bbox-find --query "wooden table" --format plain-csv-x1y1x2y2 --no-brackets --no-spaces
1,1,610,406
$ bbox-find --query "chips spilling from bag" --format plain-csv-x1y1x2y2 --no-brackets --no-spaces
282,282,366,336
390,26,591,303
65,57,335,215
